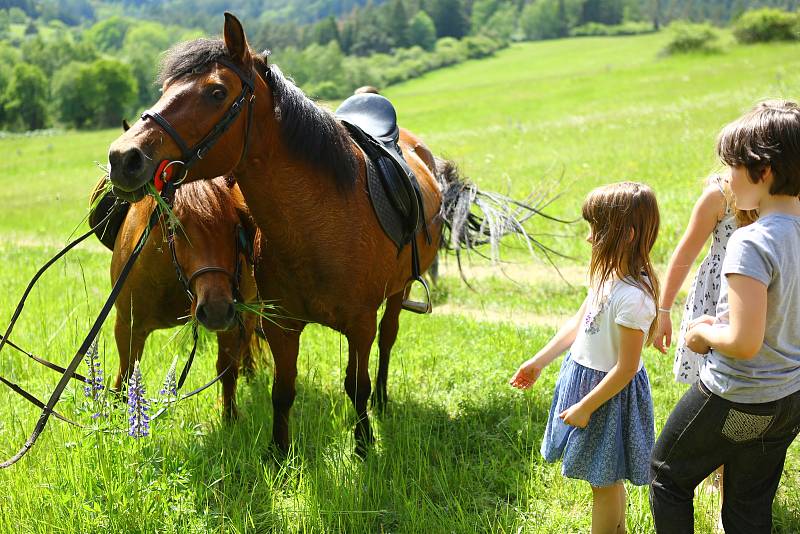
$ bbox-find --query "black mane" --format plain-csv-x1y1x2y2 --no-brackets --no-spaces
158,38,358,190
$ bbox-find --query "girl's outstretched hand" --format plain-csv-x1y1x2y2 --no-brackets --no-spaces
510,361,542,389
653,312,673,354
559,402,591,428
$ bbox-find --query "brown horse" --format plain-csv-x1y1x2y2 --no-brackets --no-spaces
101,176,261,419
105,14,552,455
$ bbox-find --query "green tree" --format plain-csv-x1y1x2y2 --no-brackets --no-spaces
384,0,411,48
426,0,469,38
85,16,131,52
409,10,437,50
483,3,518,41
305,15,340,46
471,0,498,33
3,62,48,130
53,58,137,128
521,0,562,40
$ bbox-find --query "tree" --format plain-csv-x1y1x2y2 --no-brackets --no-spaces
426,0,470,38
85,16,131,52
581,0,624,25
483,3,519,41
384,0,411,48
471,0,499,33
53,58,137,128
409,10,437,50
305,15,340,47
3,63,49,130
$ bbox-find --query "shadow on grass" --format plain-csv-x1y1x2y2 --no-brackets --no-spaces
174,369,554,532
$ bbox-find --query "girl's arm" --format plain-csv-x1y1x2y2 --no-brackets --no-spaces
559,325,644,428
509,296,590,389
684,274,767,360
654,186,726,353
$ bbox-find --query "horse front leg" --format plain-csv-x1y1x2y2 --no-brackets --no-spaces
215,328,244,421
372,291,403,413
345,320,378,457
113,315,147,391
263,320,303,454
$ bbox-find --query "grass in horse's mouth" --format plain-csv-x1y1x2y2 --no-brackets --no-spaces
235,300,296,329
145,182,184,237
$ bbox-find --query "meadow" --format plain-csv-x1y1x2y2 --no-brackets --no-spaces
0,31,799,532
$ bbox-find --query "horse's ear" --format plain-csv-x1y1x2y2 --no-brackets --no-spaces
223,12,251,66
122,119,130,132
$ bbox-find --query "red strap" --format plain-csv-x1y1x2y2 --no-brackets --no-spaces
153,160,175,192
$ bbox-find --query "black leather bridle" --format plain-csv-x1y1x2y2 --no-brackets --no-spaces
141,58,256,191
167,222,251,305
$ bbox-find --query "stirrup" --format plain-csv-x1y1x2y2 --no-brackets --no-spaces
402,275,432,314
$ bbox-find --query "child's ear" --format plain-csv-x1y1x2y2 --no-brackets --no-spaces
761,166,773,184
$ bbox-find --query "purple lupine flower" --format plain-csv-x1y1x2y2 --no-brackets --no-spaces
128,360,150,438
83,338,104,402
159,355,178,398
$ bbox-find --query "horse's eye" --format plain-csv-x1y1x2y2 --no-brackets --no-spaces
212,88,227,101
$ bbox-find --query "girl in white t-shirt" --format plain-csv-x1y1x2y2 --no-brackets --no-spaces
510,182,660,533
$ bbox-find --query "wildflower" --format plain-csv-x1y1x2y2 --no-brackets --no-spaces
128,360,150,438
159,355,179,398
83,338,104,402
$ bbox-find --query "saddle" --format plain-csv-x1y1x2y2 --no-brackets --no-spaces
335,93,432,314
88,178,130,251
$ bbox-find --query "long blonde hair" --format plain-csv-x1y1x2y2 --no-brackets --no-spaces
581,182,661,344
709,171,758,227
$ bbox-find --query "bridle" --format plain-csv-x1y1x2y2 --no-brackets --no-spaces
167,222,252,305
140,58,256,192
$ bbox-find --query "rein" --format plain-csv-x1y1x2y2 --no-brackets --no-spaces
141,58,256,191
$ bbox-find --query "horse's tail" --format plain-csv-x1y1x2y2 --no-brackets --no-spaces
434,157,570,276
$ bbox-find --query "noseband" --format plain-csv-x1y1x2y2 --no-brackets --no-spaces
167,223,251,304
140,58,256,191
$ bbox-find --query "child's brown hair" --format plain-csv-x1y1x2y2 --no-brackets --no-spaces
582,182,660,343
717,99,800,195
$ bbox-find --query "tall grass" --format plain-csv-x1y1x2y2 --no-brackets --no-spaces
0,33,798,532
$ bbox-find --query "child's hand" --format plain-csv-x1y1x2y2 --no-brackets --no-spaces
559,402,591,428
685,323,712,354
653,312,673,354
509,361,542,389
688,314,716,329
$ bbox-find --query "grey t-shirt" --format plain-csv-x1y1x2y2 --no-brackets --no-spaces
700,213,800,403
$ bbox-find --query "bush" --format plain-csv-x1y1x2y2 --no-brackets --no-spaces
732,8,799,44
570,21,654,37
462,35,501,59
662,21,721,55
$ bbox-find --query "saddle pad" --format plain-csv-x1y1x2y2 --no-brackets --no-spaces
365,156,406,250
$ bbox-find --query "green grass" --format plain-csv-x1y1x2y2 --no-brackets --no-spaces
0,33,799,532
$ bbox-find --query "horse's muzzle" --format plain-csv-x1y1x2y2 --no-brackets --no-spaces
108,145,155,196
195,300,237,332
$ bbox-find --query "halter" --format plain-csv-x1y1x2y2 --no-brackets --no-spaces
167,223,252,305
141,58,256,192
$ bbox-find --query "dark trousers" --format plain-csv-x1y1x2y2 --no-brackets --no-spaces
650,380,800,534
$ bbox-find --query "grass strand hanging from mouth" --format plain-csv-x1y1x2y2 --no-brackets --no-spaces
145,182,186,240
234,300,299,330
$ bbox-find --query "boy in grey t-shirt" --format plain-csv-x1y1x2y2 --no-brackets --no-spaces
650,100,800,534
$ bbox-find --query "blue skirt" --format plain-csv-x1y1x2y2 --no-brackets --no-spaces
540,353,655,487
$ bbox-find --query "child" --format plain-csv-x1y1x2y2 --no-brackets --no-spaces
650,100,800,533
653,172,756,382
511,181,660,534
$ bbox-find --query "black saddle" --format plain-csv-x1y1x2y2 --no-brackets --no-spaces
336,92,400,146
336,94,432,314
336,94,426,250
89,188,130,251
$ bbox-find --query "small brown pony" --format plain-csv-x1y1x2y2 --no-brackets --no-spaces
95,176,261,418
106,14,550,455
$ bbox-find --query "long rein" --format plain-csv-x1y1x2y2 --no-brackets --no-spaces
0,183,224,467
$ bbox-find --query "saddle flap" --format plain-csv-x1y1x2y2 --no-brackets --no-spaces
335,94,400,146
89,185,130,251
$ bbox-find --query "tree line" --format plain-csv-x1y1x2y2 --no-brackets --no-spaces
0,0,797,132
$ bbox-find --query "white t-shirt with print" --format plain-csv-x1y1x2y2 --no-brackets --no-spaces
570,279,656,373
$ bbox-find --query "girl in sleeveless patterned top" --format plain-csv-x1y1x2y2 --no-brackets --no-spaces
652,172,757,501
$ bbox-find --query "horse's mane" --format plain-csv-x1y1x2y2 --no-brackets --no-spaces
173,176,244,228
158,38,358,190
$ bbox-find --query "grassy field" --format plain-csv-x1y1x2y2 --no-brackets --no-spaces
0,32,799,532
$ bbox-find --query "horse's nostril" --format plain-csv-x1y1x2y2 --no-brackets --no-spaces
122,148,145,178
196,304,208,325
225,303,236,323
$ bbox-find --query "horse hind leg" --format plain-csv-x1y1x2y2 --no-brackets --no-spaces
345,320,378,458
372,291,403,414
